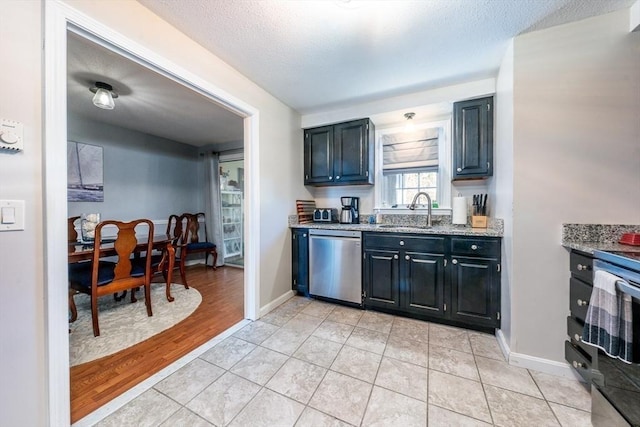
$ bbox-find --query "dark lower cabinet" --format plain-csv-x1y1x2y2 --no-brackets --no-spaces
363,233,447,319
363,249,400,310
291,229,309,295
565,250,603,385
363,232,500,330
450,256,500,327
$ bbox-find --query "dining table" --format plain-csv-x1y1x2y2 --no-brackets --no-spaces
68,234,177,305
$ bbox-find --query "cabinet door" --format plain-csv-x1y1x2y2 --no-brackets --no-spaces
291,230,309,295
364,249,400,310
402,252,446,317
333,119,372,184
304,126,333,184
450,256,499,328
453,97,493,179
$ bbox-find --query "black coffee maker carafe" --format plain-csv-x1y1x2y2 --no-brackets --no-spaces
340,196,360,224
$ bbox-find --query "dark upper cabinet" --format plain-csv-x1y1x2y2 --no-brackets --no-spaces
304,118,374,186
452,96,493,180
291,229,309,295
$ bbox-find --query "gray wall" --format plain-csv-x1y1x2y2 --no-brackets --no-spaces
510,9,640,362
68,113,203,222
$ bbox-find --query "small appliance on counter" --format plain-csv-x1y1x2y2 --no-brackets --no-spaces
340,196,360,224
313,208,338,223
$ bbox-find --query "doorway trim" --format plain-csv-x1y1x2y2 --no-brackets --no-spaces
44,2,260,425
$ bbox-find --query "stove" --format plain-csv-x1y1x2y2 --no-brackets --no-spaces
591,250,640,427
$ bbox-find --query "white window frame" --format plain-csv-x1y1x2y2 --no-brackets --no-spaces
374,118,452,213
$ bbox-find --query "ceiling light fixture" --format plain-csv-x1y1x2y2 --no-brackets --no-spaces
89,81,118,110
404,112,416,132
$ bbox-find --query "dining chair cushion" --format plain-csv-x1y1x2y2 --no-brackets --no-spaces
69,260,144,290
186,242,216,251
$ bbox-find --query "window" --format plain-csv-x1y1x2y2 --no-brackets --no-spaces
376,119,451,210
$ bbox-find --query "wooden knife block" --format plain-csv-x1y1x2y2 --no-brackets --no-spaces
471,215,487,229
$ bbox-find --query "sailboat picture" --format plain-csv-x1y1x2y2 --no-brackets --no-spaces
67,141,104,202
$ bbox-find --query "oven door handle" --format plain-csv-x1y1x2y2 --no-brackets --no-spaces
594,260,640,300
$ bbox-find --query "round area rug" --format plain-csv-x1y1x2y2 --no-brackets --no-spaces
69,285,202,367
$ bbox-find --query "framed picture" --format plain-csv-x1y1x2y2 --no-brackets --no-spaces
67,141,104,202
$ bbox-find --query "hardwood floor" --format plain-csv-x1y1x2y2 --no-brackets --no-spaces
70,265,244,423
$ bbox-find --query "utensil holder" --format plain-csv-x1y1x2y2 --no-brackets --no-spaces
471,215,487,229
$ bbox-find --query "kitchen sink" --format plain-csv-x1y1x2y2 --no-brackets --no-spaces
376,224,432,230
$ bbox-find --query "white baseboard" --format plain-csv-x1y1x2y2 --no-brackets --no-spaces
259,290,295,318
509,351,583,381
494,329,583,381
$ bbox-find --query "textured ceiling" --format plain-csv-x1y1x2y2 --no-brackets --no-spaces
68,1,635,147
67,32,244,147
138,0,635,114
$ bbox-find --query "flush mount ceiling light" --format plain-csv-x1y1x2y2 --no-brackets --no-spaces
404,112,416,132
89,82,118,110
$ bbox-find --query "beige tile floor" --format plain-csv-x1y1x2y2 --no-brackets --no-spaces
95,296,592,427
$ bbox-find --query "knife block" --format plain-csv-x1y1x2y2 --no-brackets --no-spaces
471,215,487,229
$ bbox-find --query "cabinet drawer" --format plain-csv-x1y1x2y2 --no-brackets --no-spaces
564,340,603,386
569,278,592,323
451,237,500,258
566,316,597,363
569,251,593,284
364,233,445,253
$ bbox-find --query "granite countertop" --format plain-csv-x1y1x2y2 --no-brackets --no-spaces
561,223,640,254
290,221,503,237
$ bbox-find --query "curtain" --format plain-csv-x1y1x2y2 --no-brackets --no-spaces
382,127,439,170
203,152,224,267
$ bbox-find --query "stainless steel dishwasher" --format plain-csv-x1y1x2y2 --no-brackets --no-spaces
309,229,362,305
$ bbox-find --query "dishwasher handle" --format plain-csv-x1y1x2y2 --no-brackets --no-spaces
310,234,361,243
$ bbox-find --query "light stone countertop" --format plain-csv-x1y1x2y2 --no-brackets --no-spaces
561,223,640,254
289,221,503,238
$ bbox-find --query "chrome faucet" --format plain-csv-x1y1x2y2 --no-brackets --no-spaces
409,191,432,227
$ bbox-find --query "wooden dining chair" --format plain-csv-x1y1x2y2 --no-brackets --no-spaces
68,219,155,336
178,212,218,287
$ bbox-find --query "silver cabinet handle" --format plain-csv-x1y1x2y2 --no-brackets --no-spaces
328,176,333,180
577,264,591,271
303,233,307,237
572,361,584,369
399,240,405,246
452,259,458,264
471,244,478,250
336,175,340,180
405,255,410,260
393,255,398,259
574,333,581,342
457,167,462,172
577,299,589,307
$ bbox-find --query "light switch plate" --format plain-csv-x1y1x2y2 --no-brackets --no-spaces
0,200,25,231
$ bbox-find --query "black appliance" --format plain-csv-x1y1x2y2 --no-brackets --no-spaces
313,208,338,223
340,196,359,224
591,250,640,427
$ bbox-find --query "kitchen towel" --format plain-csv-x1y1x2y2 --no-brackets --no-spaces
582,270,634,364
452,196,467,225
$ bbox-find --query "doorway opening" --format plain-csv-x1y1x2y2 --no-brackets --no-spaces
45,3,261,425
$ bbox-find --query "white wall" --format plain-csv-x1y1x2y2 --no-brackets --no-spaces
492,40,514,349
510,9,640,363
0,0,303,424
0,2,46,426
68,114,202,221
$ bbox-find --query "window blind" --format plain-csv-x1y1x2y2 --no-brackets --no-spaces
381,128,439,170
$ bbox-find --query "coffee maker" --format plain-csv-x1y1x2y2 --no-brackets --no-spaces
340,196,360,224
